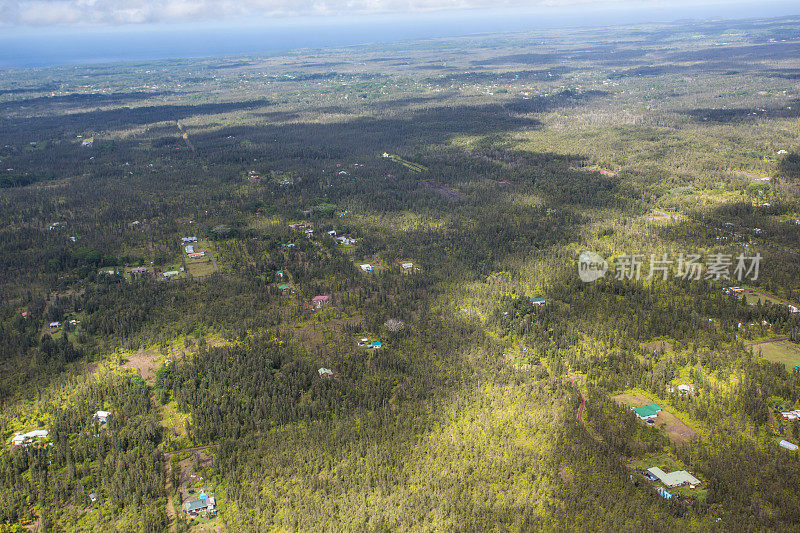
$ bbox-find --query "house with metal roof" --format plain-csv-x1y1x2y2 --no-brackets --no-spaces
632,404,662,420
184,492,215,515
646,467,700,487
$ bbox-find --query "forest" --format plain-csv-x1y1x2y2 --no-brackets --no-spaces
0,14,800,533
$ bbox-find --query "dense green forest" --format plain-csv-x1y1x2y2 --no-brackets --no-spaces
1,15,800,532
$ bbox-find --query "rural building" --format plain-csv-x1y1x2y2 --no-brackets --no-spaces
163,271,179,278
88,493,98,504
360,264,373,272
357,338,369,347
656,487,672,499
181,237,197,243
277,284,291,291
187,252,205,258
530,297,546,306
368,341,383,349
336,235,356,245
129,267,149,274
780,440,798,451
677,384,696,396
183,491,216,516
94,411,110,424
401,262,413,270
185,245,194,254
49,321,61,329
276,270,285,278
632,404,662,420
318,367,333,378
12,429,48,447
793,365,800,374
312,295,331,309
646,467,700,487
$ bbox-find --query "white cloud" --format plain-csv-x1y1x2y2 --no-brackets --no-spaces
2,0,654,26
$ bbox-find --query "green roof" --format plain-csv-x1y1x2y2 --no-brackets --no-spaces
632,404,662,418
277,284,290,290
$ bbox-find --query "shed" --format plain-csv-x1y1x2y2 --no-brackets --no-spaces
318,367,333,378
780,440,798,451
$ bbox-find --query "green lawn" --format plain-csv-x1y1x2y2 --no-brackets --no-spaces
756,341,800,370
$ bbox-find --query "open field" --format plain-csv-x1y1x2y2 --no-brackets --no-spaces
755,340,800,370
613,392,699,444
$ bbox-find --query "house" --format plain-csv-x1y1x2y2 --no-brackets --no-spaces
81,137,94,147
276,270,285,278
163,270,180,278
277,284,291,291
185,245,194,254
49,321,61,329
793,365,800,374
94,411,110,424
401,262,414,270
318,367,333,378
368,341,383,349
336,236,356,245
183,492,216,515
360,264,373,272
632,404,662,420
779,440,798,451
677,384,696,396
69,236,77,242
778,149,788,155
181,237,198,243
646,467,700,487
187,252,206,258
327,230,337,237
357,338,369,347
788,305,799,314
88,493,98,504
383,152,390,158
780,410,800,421
12,429,48,447
529,297,546,306
312,295,331,310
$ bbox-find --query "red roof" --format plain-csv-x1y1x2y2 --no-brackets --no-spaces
312,295,330,302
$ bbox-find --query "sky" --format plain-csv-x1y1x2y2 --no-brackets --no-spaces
1,0,796,28
0,0,798,68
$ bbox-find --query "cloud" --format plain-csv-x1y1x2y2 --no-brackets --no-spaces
1,0,651,26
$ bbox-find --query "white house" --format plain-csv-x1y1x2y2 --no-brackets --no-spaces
779,440,798,451
94,411,111,424
360,264,373,272
12,429,49,447
646,467,700,487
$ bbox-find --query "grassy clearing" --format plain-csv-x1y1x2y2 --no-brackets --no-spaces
755,341,800,370
613,389,701,444
386,154,427,173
